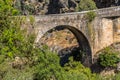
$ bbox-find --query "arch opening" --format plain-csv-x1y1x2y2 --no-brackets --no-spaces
39,25,92,67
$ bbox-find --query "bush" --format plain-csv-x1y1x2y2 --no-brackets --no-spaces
34,54,101,80
29,15,35,26
99,48,120,68
86,11,96,22
33,46,65,80
76,0,97,12
63,57,98,80
0,60,35,80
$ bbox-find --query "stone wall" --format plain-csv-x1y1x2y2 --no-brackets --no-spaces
113,18,120,42
92,18,113,55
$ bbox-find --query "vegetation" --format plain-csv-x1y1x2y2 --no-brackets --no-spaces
99,47,120,68
86,11,96,22
76,0,97,12
29,15,35,26
13,0,35,15
0,0,120,80
0,0,33,62
0,1,97,80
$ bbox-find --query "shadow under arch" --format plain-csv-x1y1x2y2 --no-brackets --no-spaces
43,25,92,66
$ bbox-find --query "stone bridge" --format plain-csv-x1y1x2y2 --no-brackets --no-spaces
25,6,120,63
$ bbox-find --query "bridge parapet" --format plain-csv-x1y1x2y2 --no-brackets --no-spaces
34,6,120,22
97,6,120,17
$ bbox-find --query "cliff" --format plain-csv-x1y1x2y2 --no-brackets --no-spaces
14,0,120,15
14,0,80,15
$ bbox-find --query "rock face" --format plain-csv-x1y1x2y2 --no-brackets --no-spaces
40,29,78,52
47,0,78,14
94,0,120,8
14,0,79,15
13,0,120,15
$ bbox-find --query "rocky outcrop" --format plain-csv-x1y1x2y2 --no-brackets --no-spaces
94,0,120,8
40,29,78,53
14,0,79,15
14,0,120,15
47,0,79,14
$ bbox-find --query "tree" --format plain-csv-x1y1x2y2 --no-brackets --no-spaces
76,0,97,12
0,0,32,58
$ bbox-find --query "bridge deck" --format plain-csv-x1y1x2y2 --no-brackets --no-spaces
35,6,120,18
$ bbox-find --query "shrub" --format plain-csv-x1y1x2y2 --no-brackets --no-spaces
76,0,97,12
63,57,98,80
33,48,100,80
86,11,96,22
29,15,35,26
0,0,21,58
98,48,120,68
33,46,65,80
0,61,35,80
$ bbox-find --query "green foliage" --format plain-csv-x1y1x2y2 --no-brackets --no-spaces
0,55,5,64
13,0,22,13
113,72,120,80
14,0,35,15
0,0,20,58
76,0,97,12
86,11,96,22
0,0,35,58
35,55,101,80
29,15,35,26
0,0,19,15
0,0,19,32
24,4,35,15
0,60,35,80
0,26,24,58
33,46,65,80
63,57,98,80
99,47,120,68
0,43,118,80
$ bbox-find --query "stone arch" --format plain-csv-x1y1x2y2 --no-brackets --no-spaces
37,25,92,66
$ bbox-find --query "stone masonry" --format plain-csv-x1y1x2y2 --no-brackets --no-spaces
24,6,120,62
